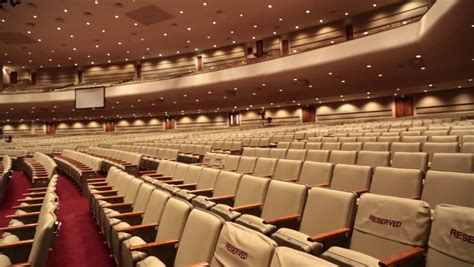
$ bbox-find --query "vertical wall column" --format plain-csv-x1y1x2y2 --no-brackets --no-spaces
135,63,142,79
104,121,116,132
77,69,83,83
196,55,203,71
0,64,3,90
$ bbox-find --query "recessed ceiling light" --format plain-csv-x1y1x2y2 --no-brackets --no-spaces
64,9,68,13
213,44,217,47
428,84,433,87
234,87,238,91
295,25,299,29
262,83,266,86
48,58,52,61
373,3,377,7
341,80,346,83
268,4,272,8
158,53,162,57
378,74,383,77
179,10,184,14
74,63,77,66
95,44,99,48
420,67,426,70
328,72,333,75
239,13,244,17
27,30,31,34
33,15,37,18
87,55,91,58
107,60,111,63
468,78,472,82
115,15,119,19
305,10,310,14
416,54,422,58
57,27,61,30
91,61,94,64
73,47,77,51
86,22,91,25
187,27,191,31
101,29,105,32
202,2,207,6
176,51,180,54
117,41,122,45
278,18,283,21
366,64,371,68
208,91,212,94
279,89,283,92
207,36,211,39
367,92,371,95
70,34,74,38
134,22,138,26
273,31,277,35
424,89,428,92
146,47,150,51
319,19,323,23
212,21,217,25
253,24,258,28
363,31,369,35
1,19,5,23
345,12,349,16
163,33,167,36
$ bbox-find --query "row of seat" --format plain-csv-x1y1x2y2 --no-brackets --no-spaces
86,147,141,175
0,155,12,201
234,147,474,172
54,150,104,193
19,152,57,188
90,165,473,266
0,175,60,266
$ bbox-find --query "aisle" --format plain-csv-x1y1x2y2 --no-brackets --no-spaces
47,175,116,267
0,171,32,226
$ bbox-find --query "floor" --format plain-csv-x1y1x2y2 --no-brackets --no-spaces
0,170,115,267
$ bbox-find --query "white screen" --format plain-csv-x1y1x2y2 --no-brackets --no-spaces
75,87,105,109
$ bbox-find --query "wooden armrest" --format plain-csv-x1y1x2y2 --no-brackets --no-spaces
286,178,298,182
230,203,262,212
411,196,421,200
239,171,253,175
0,223,37,232
0,239,34,250
264,213,301,225
88,182,108,187
98,195,124,201
174,183,197,189
311,183,330,187
32,176,49,179
26,187,48,192
164,179,184,185
206,195,235,202
109,211,144,219
17,197,44,202
262,174,273,178
189,188,214,194
6,212,40,219
12,203,42,209
91,185,113,190
22,192,45,197
308,227,351,242
9,261,31,266
354,188,369,196
139,170,157,175
144,173,163,177
380,247,425,267
103,202,133,209
87,177,106,182
93,189,117,194
129,239,179,252
188,262,210,267
117,223,158,233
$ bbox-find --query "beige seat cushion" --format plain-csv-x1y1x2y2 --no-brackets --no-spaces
271,228,323,255
235,214,276,235
322,246,380,267
136,256,166,267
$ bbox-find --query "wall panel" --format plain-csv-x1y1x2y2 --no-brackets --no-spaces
82,63,135,83
414,88,474,115
316,97,393,121
175,113,227,129
240,107,301,126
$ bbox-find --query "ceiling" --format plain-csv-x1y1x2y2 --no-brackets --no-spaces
0,0,400,69
0,0,473,123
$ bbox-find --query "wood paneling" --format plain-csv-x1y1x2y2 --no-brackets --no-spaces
415,88,474,115
316,97,393,121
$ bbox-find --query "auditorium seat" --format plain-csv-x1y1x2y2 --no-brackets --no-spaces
369,167,423,198
424,142,459,164
391,152,428,172
192,171,242,210
328,150,357,165
271,187,356,255
91,170,132,218
362,142,390,151
254,148,270,158
253,158,278,178
356,151,390,168
402,136,428,143
210,175,270,221
329,164,372,195
120,197,193,267
306,150,330,163
321,142,341,150
377,136,401,143
259,138,271,147
219,155,240,172
425,204,474,267
321,194,431,266
161,165,202,189
268,148,288,159
297,161,333,187
174,167,220,201
241,147,255,157
430,135,459,143
110,189,171,263
390,142,421,156
285,149,307,161
271,159,302,182
235,180,307,235
151,163,190,189
461,142,474,153
276,142,290,149
431,153,474,173
340,142,362,151
421,170,474,208
338,137,357,143
235,156,257,175
270,246,337,266
101,183,154,247
307,137,323,143
305,142,322,150
357,136,377,143
289,141,306,149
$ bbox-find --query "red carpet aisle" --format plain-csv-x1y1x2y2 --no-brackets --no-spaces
0,171,32,226
47,175,116,267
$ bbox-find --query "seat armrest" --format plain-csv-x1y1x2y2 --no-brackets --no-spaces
206,195,234,202
26,187,48,192
88,181,108,186
87,178,106,182
145,173,163,177
189,188,214,195
90,186,113,190
379,247,425,267
311,183,330,187
93,190,118,195
22,192,45,197
287,178,298,182
109,211,144,219
0,223,37,232
230,203,262,212
97,195,124,201
12,203,42,209
17,197,44,202
188,262,210,267
102,202,133,209
174,183,197,189
117,223,157,233
129,239,179,252
6,212,41,219
264,214,301,225
0,239,34,250
163,179,184,185
308,227,351,242
262,174,273,178
355,188,369,196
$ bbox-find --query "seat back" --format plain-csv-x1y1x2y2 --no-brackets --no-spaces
321,142,341,150
289,142,305,149
330,164,372,193
430,135,458,143
254,148,270,158
124,177,143,203
241,148,256,157
210,222,277,267
306,150,330,163
183,165,203,184
132,183,154,212
391,152,428,172
155,197,193,242
142,189,171,224
424,142,459,162
461,142,474,153
234,175,271,207
212,171,242,197
349,194,431,260
272,159,302,182
298,161,333,187
305,142,322,150
390,142,421,155
268,148,287,159
29,212,58,267
196,168,220,190
421,171,474,208
285,149,307,161
236,156,257,174
261,180,307,220
363,142,390,151
328,150,357,164
370,167,422,198
253,158,278,177
172,163,190,180
174,209,224,266
222,155,240,172
356,151,390,168
426,204,474,267
299,187,356,237
340,142,362,151
431,153,474,173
